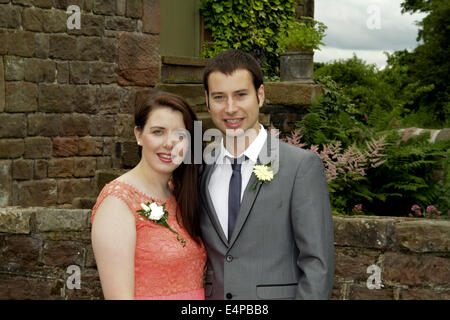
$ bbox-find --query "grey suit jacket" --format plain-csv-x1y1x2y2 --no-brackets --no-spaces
199,135,334,300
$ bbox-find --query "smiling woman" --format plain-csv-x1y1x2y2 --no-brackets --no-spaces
90,91,207,300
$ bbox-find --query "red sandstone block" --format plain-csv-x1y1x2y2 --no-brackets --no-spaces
57,178,95,204
24,136,52,159
383,252,450,286
49,34,77,60
67,13,105,37
96,86,120,114
5,81,38,112
334,247,380,282
93,0,117,15
34,159,48,179
12,159,34,180
400,287,450,300
0,139,25,158
74,85,97,114
14,179,57,206
73,157,96,177
126,0,142,18
38,84,75,113
41,240,84,267
0,275,65,300
78,137,103,156
8,31,35,57
60,114,91,137
348,284,395,300
117,32,160,86
0,113,27,138
0,6,22,30
89,115,116,136
2,235,41,266
27,113,62,137
52,137,79,157
142,0,160,34
48,158,74,178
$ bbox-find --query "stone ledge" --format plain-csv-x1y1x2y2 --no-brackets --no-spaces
160,56,209,84
35,208,90,232
2,209,448,252
334,216,396,249
0,207,34,234
392,219,450,253
334,215,450,253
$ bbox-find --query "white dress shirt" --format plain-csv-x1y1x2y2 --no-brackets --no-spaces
208,125,267,239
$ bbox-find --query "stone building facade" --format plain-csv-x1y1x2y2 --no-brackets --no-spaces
0,0,161,208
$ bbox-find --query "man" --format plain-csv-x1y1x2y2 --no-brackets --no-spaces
199,49,334,300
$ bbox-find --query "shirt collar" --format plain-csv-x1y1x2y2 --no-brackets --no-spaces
217,125,267,164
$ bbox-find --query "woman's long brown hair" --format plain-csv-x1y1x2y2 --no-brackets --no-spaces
135,90,201,244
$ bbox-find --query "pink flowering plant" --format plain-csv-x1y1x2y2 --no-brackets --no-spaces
277,128,388,215
409,204,443,219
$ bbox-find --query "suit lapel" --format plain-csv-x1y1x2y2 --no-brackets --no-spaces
201,163,229,246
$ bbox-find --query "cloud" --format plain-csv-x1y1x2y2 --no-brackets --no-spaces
314,0,426,68
314,47,393,69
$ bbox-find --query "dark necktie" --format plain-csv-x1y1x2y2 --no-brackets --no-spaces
228,157,243,242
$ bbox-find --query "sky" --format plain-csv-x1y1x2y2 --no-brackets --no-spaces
314,0,427,69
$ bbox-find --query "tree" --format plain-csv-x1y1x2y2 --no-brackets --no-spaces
393,0,450,127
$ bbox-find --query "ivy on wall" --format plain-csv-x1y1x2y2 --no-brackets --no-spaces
199,0,296,77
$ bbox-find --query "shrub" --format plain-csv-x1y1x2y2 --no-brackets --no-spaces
199,0,296,77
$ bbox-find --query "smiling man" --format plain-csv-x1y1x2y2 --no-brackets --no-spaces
199,49,335,300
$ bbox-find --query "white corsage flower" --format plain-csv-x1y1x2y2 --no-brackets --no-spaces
137,201,186,247
253,165,274,182
148,202,165,220
250,162,275,190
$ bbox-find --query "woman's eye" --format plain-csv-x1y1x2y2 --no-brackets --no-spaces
152,130,163,135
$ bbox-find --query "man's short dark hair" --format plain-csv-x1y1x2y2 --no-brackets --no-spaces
203,49,264,95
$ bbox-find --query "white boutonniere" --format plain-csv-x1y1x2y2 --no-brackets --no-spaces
250,161,275,190
137,201,186,247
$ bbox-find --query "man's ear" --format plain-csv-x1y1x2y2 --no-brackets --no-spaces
205,90,210,111
257,84,265,107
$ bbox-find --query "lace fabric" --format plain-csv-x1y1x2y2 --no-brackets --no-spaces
91,180,207,300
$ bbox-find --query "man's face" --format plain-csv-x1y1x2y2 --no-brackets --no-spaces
206,69,265,139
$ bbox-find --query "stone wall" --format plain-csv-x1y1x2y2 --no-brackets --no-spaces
0,0,160,208
1,207,449,300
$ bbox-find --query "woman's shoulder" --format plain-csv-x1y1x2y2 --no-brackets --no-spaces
91,176,138,224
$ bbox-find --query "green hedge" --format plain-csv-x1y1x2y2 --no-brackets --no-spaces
199,0,296,77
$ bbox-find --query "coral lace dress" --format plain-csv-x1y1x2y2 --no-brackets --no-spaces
91,180,207,300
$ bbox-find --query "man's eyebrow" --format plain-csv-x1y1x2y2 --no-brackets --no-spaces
211,89,249,95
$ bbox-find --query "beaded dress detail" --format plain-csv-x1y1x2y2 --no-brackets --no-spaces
91,180,207,300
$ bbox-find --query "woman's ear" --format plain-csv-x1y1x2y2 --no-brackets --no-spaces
134,126,141,145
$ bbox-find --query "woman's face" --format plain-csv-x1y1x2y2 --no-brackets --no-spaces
135,106,189,175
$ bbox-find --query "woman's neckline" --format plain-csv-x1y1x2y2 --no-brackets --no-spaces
112,179,176,204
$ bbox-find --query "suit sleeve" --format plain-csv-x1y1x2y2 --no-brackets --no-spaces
290,151,334,299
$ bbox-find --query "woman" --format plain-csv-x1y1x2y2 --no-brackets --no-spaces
91,91,206,299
